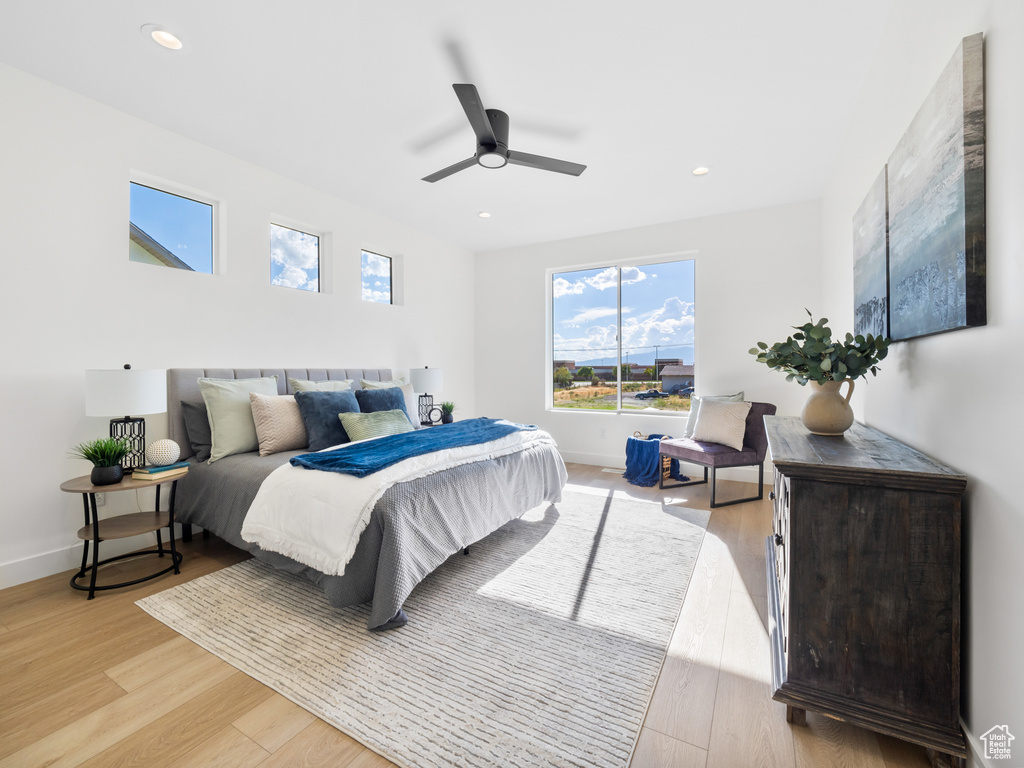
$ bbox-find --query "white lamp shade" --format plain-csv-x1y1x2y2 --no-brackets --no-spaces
86,368,167,416
409,367,443,394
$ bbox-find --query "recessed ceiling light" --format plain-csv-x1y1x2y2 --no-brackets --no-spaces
478,211,491,218
692,167,710,176
140,24,182,50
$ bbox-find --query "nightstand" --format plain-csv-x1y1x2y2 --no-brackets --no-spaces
60,471,186,599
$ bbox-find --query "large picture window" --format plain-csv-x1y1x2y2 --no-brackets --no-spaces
551,257,695,412
270,223,319,292
129,182,213,273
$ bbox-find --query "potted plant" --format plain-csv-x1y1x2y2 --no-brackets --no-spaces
70,437,129,486
440,401,456,424
749,310,890,435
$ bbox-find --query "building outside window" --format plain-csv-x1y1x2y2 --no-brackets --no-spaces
270,223,319,292
361,250,392,304
551,257,695,413
129,181,213,273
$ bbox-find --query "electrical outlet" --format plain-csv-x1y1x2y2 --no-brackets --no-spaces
598,428,606,439
94,493,105,506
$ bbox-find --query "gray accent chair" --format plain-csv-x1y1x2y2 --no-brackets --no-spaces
659,401,777,508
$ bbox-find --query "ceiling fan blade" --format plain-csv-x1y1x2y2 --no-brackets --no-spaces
507,150,587,177
453,84,497,147
422,156,477,183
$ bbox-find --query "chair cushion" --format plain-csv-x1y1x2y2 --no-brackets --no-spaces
659,437,758,468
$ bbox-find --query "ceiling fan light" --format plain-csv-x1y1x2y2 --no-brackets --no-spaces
478,152,507,169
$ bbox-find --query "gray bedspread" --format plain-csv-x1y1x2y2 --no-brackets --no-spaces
173,443,567,629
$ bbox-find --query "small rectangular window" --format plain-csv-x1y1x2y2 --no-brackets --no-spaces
129,182,213,273
270,223,320,292
361,250,392,304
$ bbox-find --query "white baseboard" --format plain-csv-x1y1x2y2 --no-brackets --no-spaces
559,450,764,484
0,524,189,590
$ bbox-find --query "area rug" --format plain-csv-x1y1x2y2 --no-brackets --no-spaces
137,490,709,768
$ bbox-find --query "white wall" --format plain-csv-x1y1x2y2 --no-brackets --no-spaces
475,200,822,471
819,2,1023,763
0,63,475,587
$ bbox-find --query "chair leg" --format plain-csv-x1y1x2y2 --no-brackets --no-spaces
709,462,766,508
660,464,709,490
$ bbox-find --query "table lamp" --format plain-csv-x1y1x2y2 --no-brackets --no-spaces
86,365,167,469
409,366,443,425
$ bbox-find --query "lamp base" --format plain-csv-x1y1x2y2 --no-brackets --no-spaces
110,416,146,469
418,394,434,425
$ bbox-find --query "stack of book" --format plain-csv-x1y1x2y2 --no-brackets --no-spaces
132,460,189,482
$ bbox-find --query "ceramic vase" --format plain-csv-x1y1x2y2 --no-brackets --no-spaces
90,465,124,486
801,379,855,436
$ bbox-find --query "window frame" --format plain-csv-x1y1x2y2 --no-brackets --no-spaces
128,174,219,275
361,249,394,305
546,251,697,415
269,220,322,293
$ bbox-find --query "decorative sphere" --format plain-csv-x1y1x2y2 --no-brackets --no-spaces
146,439,181,466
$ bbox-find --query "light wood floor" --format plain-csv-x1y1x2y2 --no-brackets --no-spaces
0,464,933,768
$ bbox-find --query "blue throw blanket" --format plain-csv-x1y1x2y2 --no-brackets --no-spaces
290,417,537,478
623,433,688,487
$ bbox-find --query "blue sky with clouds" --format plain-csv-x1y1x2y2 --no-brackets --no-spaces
129,182,213,272
361,251,392,303
552,259,695,366
270,224,319,291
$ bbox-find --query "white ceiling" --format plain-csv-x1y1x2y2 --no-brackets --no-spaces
0,0,893,254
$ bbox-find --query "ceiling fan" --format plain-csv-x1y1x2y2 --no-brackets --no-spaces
422,84,587,183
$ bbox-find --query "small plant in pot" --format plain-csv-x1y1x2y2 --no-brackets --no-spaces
70,437,129,486
749,310,891,436
440,401,456,424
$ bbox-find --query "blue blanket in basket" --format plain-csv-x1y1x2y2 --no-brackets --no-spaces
290,417,536,478
623,433,688,487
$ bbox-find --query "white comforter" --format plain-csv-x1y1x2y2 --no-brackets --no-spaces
240,428,557,576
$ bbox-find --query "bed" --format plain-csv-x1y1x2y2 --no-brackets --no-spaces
167,368,567,630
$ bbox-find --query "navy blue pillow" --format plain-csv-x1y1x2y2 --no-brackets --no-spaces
354,387,412,424
294,390,361,451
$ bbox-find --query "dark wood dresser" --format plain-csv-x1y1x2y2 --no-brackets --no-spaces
764,416,967,768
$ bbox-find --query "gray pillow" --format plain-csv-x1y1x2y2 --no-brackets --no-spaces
198,376,279,462
294,389,361,451
180,400,211,462
683,391,745,439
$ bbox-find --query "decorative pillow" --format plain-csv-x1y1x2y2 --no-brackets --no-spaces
249,393,308,456
339,409,415,442
294,389,361,451
691,399,753,451
198,377,279,463
288,377,353,393
354,386,413,425
180,400,212,462
360,378,417,426
683,391,745,439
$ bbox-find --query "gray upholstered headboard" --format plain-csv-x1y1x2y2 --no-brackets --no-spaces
167,367,393,459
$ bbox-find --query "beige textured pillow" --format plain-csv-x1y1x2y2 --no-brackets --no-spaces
683,391,744,438
250,393,308,456
288,378,353,393
691,399,752,451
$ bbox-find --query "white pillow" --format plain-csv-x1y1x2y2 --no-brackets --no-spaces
683,391,744,438
250,393,308,456
360,379,418,428
288,377,353,393
691,399,752,451
198,376,279,462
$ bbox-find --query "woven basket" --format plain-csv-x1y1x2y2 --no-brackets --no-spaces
633,431,673,482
